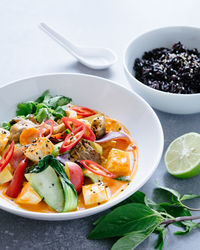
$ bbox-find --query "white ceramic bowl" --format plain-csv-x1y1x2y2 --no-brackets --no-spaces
0,73,163,220
124,26,200,114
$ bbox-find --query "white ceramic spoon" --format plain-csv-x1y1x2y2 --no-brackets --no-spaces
40,23,117,70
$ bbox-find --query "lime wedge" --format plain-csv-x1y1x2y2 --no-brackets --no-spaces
165,132,200,178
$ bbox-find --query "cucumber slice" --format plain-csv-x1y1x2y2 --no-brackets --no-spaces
29,166,64,212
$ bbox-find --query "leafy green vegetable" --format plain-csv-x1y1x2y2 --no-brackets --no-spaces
89,185,200,250
88,203,163,239
44,96,72,109
180,194,200,201
16,90,72,123
29,155,78,212
1,121,11,130
35,90,50,103
111,225,160,250
16,101,37,116
154,227,167,250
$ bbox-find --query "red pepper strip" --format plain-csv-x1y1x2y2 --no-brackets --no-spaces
6,159,28,198
59,126,85,154
39,119,54,138
0,141,15,173
70,106,96,118
79,160,116,178
62,117,96,141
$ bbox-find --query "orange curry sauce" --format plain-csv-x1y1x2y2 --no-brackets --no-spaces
0,117,138,213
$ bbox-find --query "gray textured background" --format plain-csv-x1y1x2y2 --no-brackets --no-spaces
0,1,200,249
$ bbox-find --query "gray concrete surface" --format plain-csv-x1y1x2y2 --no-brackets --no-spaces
0,1,200,249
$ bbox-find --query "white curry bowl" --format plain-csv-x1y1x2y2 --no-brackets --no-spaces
0,73,164,220
124,26,200,114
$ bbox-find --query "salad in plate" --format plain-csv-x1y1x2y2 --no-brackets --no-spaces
0,90,138,213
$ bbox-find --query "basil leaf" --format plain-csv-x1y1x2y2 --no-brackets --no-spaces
52,106,66,118
153,183,181,205
111,218,162,250
180,194,200,201
88,203,162,239
44,95,72,109
1,121,11,131
16,101,37,116
174,220,200,235
154,227,167,250
35,107,53,123
35,90,50,103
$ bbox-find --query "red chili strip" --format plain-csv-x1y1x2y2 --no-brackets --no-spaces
39,119,54,138
0,141,15,173
62,117,96,141
6,159,28,198
59,125,85,154
80,160,116,178
70,106,96,118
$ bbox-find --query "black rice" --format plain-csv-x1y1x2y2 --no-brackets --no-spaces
133,42,200,94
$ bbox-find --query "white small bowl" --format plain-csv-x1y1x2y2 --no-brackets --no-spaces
124,26,200,114
0,73,163,220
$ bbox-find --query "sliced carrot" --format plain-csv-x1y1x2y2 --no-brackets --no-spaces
19,128,40,145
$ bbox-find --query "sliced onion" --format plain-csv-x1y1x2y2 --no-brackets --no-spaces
56,153,70,165
95,131,131,143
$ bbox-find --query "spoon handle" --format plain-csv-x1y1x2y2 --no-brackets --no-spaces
40,23,79,58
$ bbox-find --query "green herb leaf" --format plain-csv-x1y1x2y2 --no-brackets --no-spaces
111,219,162,250
88,203,163,239
16,101,37,116
180,194,200,201
16,91,72,122
35,90,50,103
52,106,66,118
1,121,11,130
44,95,72,109
35,107,53,123
154,183,181,204
154,227,167,250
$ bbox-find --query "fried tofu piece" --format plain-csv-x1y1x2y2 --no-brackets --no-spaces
0,128,10,152
24,137,54,162
15,182,42,205
106,148,130,176
82,182,108,206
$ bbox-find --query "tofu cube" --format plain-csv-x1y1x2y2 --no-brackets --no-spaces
82,182,108,206
15,182,42,204
24,137,54,162
0,165,13,184
0,128,10,152
106,148,130,176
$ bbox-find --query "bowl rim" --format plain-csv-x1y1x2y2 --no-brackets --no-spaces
0,72,164,220
123,25,200,97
